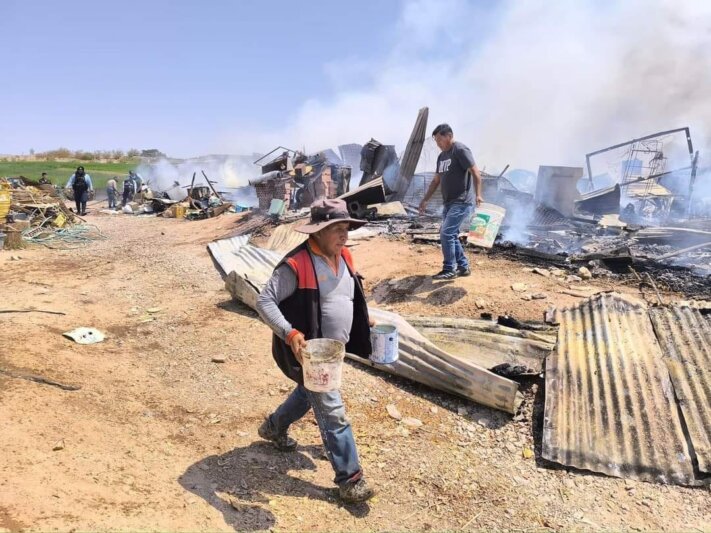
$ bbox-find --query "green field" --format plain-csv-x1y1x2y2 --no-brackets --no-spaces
0,159,140,190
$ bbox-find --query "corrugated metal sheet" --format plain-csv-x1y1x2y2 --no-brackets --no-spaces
649,305,711,474
207,235,284,290
543,292,697,485
265,223,308,252
207,236,529,414
675,300,711,310
404,316,556,374
393,107,428,200
208,235,283,309
338,177,386,207
527,205,570,228
575,184,621,215
354,309,524,414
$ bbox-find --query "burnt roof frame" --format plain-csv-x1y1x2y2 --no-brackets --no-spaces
585,127,694,187
252,146,297,167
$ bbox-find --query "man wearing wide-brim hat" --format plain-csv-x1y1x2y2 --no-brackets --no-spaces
255,198,375,503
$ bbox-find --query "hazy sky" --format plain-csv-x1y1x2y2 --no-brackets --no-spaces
2,0,710,172
0,0,401,156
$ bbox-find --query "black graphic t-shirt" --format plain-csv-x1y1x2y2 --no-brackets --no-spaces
436,141,476,205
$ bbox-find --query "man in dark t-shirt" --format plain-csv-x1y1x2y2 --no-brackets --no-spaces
419,123,483,279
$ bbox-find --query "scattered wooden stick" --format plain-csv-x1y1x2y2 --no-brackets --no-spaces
0,367,80,391
627,265,642,281
645,273,664,305
461,511,484,529
0,309,66,315
656,241,711,261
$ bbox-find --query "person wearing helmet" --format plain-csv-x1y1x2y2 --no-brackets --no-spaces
65,166,93,216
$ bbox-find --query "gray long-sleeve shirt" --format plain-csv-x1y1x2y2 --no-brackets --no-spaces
256,247,354,344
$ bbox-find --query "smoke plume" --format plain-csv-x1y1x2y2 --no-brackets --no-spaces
220,0,711,174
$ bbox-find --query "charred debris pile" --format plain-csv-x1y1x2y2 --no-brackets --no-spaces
239,115,709,295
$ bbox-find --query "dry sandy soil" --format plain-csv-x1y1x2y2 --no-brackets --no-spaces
1,209,709,532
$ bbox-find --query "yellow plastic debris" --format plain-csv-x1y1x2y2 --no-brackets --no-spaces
54,212,66,228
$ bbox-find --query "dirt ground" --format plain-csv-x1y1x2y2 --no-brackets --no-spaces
1,210,709,532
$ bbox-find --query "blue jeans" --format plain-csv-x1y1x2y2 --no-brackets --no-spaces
440,202,473,272
269,384,361,485
107,190,117,208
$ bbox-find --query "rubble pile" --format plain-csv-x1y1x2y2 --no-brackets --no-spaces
0,177,91,249
234,122,709,294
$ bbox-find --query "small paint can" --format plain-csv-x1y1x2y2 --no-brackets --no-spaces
369,324,399,364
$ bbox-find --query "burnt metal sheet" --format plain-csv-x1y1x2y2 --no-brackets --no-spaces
248,170,284,186
534,166,583,217
528,205,570,228
543,292,697,485
404,316,556,375
338,177,386,209
649,305,711,474
392,107,428,200
575,184,621,215
352,309,524,414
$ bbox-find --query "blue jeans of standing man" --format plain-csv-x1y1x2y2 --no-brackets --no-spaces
440,202,474,272
269,384,361,485
107,189,117,209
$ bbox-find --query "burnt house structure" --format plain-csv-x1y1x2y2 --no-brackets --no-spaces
250,148,352,212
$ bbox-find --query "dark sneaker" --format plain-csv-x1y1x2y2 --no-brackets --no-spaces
257,418,297,451
457,266,471,277
433,269,457,280
339,478,376,503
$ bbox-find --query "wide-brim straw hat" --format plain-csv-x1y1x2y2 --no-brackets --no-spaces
295,198,367,234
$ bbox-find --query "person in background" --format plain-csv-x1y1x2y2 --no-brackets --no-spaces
107,176,118,210
419,123,483,280
255,198,376,504
128,170,143,193
122,175,136,206
38,172,51,185
65,166,93,216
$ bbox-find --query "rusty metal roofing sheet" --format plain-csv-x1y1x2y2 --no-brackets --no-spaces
357,309,524,414
404,316,556,375
649,305,711,474
543,292,697,485
265,223,308,253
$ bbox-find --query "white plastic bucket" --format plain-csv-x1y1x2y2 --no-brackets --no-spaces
370,324,399,364
468,202,506,248
301,338,345,392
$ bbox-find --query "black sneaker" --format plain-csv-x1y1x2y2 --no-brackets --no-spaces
339,477,376,503
257,418,297,451
457,266,471,277
433,269,457,280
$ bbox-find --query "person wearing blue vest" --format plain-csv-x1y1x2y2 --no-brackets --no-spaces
256,198,376,504
65,166,93,216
